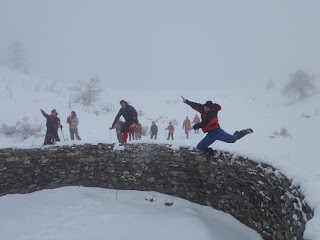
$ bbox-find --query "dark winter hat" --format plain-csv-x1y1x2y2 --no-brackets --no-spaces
204,101,215,109
120,100,127,104
51,109,57,114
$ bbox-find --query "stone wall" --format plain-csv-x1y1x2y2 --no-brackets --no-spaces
0,143,314,240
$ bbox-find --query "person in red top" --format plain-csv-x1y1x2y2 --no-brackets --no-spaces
166,122,175,140
181,96,253,155
135,121,143,140
182,116,192,139
40,108,61,145
192,114,200,134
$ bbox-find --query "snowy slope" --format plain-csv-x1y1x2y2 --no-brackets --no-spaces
0,66,320,239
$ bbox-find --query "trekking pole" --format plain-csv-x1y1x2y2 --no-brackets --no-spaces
60,125,65,141
109,129,112,140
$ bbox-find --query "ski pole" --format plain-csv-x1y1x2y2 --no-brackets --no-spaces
109,129,112,139
60,125,65,141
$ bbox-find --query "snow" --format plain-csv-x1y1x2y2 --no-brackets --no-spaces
1,66,320,238
0,187,262,240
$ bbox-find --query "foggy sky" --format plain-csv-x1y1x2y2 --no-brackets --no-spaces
0,0,319,90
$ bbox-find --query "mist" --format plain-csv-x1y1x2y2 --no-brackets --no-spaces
1,0,319,90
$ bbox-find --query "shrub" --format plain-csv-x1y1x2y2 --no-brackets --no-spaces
283,70,316,100
271,128,291,138
0,117,44,140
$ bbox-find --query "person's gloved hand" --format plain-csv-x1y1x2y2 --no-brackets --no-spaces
109,127,114,130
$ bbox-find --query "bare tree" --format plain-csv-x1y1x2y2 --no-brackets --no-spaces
73,76,103,106
265,78,275,90
283,70,316,100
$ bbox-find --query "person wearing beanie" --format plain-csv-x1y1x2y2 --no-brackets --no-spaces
181,96,253,156
40,108,61,145
110,100,138,144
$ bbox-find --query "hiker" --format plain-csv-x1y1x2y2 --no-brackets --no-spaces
166,122,175,140
192,114,200,134
40,108,60,145
110,100,138,144
181,96,253,155
53,113,61,142
66,111,81,140
182,116,192,139
135,121,143,140
114,119,123,143
150,121,158,140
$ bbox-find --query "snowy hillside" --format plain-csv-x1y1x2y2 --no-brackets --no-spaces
0,66,320,239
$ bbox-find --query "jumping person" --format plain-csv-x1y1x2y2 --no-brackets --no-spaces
181,96,253,155
40,108,60,145
110,100,138,145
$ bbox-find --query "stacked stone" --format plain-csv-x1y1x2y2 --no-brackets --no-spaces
0,144,314,240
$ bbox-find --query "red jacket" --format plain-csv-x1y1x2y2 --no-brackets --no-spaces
135,123,143,133
185,100,221,133
166,125,175,132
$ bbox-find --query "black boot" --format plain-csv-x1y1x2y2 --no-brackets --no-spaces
236,128,253,139
204,148,217,161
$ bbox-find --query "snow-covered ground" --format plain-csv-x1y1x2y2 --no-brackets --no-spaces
0,66,320,239
0,187,262,240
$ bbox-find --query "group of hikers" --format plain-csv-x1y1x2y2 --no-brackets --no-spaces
40,109,81,145
41,97,253,156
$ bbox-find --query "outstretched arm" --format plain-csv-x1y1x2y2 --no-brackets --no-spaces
40,109,49,118
111,109,122,128
181,96,203,113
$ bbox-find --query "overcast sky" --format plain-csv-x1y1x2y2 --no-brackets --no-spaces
0,0,319,90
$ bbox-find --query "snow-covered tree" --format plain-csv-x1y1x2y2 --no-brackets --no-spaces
282,70,316,100
73,76,103,106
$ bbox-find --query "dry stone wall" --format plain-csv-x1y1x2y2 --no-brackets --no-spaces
0,143,314,240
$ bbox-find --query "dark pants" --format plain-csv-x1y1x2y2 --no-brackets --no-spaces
167,132,174,140
185,130,189,139
135,132,142,140
151,132,157,139
116,133,122,143
197,128,237,152
70,128,81,140
44,128,55,145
